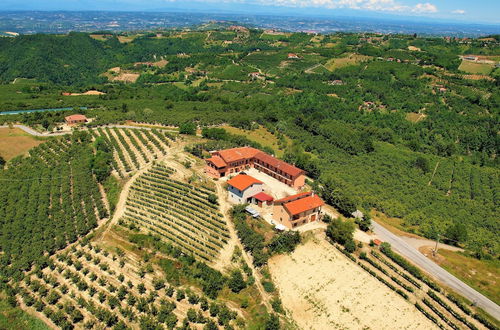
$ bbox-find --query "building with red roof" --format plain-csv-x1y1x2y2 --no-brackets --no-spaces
251,192,274,207
65,114,88,125
205,146,305,189
226,174,264,204
273,191,324,229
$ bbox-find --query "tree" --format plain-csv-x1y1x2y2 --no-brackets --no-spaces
179,122,197,135
208,194,218,205
355,216,371,232
0,155,5,168
326,218,355,246
228,270,246,293
414,156,430,173
265,314,280,330
444,222,468,246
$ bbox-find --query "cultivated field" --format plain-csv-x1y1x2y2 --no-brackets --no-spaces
458,61,494,74
325,54,372,71
90,127,172,177
0,127,45,160
269,233,436,330
123,163,230,261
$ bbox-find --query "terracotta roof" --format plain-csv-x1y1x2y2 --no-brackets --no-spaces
274,192,312,205
254,152,304,177
206,156,227,168
283,194,324,216
252,192,274,202
216,147,260,163
65,114,87,121
227,174,262,191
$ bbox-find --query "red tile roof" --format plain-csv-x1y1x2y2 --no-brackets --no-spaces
254,152,304,177
252,192,274,202
283,194,324,216
65,114,87,122
227,174,262,191
274,191,312,205
216,147,260,163
206,156,227,168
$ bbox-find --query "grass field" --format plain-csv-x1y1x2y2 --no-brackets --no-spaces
325,54,372,71
458,61,494,74
0,127,45,160
221,125,290,157
0,294,49,330
437,250,499,306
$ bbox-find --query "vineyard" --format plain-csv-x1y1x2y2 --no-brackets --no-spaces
0,132,108,279
90,127,172,177
336,242,497,330
9,237,243,329
123,163,230,262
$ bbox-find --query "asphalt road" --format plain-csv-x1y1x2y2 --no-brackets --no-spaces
372,221,500,320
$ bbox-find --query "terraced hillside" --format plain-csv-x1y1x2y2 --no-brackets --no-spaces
90,128,172,177
123,163,230,261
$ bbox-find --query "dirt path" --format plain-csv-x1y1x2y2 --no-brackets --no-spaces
214,182,272,311
98,164,152,243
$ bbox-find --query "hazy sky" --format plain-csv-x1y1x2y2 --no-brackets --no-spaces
2,0,499,24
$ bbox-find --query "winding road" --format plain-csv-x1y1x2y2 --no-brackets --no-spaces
372,221,500,320
3,123,499,321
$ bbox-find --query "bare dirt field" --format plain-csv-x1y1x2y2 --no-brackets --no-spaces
268,231,437,330
406,112,427,123
63,90,106,96
111,72,140,83
0,127,45,160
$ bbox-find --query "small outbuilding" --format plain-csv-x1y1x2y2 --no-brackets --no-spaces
251,192,274,207
65,114,88,125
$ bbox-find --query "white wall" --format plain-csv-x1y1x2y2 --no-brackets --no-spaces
228,183,263,204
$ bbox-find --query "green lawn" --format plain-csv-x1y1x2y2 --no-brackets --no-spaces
0,295,48,330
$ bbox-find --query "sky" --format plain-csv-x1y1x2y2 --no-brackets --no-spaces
1,0,499,24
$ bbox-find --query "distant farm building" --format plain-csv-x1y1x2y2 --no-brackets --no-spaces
205,147,306,189
227,174,263,204
65,114,88,125
288,53,300,59
273,192,324,229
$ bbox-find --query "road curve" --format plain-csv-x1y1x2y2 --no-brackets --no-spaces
372,221,500,320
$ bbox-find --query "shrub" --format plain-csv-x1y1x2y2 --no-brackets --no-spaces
262,280,276,293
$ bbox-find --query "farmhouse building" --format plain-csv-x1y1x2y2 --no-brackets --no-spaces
205,147,306,189
273,192,324,229
65,114,88,125
227,174,263,204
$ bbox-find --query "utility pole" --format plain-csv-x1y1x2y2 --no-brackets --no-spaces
432,232,440,257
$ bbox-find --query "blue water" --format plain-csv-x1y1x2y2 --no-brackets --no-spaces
0,107,87,116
